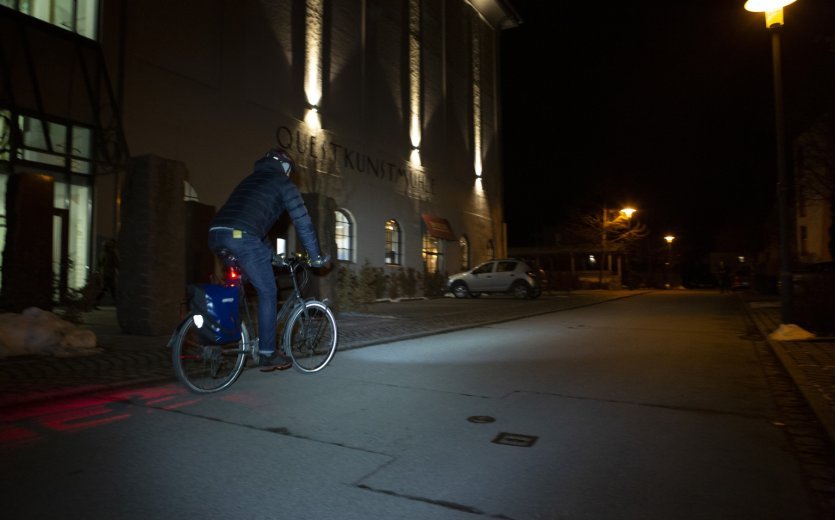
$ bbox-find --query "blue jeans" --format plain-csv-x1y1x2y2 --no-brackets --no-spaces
208,228,280,356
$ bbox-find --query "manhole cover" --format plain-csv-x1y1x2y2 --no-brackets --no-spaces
467,415,496,424
492,432,538,447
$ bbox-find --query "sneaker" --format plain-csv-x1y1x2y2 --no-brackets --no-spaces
258,352,292,372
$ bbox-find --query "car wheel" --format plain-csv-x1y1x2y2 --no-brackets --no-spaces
530,286,542,299
511,281,530,299
451,283,470,298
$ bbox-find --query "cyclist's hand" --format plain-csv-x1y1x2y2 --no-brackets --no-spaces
310,254,330,268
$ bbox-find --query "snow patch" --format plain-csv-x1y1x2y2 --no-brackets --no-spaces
768,323,816,341
0,307,100,358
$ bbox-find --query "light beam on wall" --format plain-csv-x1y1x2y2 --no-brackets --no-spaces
472,23,482,181
409,0,421,165
305,0,323,131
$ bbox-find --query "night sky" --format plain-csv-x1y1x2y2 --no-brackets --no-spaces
500,0,835,263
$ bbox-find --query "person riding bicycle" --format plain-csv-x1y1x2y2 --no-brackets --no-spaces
208,147,326,372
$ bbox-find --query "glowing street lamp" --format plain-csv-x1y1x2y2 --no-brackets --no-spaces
599,206,639,287
744,0,796,323
744,0,797,27
663,235,676,289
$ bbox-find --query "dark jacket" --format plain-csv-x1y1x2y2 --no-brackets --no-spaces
210,155,321,257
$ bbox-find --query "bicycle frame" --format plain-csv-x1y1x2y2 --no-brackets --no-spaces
224,253,315,359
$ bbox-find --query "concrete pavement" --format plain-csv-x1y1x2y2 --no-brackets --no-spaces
2,289,834,448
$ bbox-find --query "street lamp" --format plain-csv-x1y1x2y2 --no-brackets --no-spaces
744,0,795,323
599,206,637,287
664,235,675,289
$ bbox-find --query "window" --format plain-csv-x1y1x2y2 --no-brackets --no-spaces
335,209,354,261
0,112,94,296
384,219,401,265
496,261,516,273
459,235,469,270
16,115,93,173
472,262,493,275
4,0,99,39
422,233,443,274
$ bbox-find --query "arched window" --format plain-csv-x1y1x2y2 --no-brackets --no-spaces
334,209,354,261
422,233,443,274
385,219,401,265
459,235,470,270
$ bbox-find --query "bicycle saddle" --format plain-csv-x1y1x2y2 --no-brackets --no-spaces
215,248,239,267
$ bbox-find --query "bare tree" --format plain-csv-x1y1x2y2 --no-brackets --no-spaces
569,208,648,254
794,113,835,260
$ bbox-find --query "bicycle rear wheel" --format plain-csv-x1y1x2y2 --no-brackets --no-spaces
283,300,337,373
172,315,249,393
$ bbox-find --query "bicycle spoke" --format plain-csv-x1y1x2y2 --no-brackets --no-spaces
285,301,337,373
172,316,249,393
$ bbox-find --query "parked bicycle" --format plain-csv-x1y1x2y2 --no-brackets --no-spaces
169,251,337,393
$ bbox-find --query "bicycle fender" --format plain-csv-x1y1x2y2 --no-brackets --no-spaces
166,315,193,349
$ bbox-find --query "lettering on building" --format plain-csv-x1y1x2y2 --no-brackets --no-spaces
276,125,434,200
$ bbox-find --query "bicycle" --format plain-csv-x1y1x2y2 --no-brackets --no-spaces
169,251,338,393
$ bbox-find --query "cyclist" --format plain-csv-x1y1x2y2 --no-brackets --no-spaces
208,147,326,372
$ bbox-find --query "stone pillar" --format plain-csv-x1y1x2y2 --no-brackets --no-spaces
117,155,186,335
301,193,337,302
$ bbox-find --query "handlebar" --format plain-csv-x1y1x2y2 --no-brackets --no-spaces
272,252,331,269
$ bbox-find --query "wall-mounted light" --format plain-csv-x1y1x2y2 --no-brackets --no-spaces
305,104,321,132
410,144,421,166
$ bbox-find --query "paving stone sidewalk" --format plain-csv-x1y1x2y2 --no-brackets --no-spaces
0,291,636,408
742,293,835,444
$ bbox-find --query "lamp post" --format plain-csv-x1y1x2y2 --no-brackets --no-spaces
664,235,675,289
744,0,796,324
599,206,637,288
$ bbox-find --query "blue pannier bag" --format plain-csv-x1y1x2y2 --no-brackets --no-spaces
188,283,241,344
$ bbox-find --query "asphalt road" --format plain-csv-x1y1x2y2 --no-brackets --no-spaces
1,291,829,519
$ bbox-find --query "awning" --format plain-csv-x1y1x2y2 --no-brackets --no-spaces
421,214,456,240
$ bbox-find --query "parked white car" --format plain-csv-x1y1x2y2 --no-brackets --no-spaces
446,258,543,299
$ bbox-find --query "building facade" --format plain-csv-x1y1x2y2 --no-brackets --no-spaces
0,0,518,320
794,116,834,265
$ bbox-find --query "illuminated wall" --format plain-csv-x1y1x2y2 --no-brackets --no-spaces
97,0,514,273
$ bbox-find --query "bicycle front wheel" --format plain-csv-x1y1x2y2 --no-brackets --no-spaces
172,315,249,393
283,300,337,373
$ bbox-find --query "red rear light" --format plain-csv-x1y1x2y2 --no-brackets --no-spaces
226,266,242,286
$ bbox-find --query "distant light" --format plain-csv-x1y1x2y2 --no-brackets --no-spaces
664,235,676,244
620,207,636,219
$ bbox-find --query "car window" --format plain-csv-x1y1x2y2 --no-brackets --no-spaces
496,261,517,273
472,262,494,275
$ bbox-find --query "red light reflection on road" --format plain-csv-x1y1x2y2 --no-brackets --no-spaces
0,384,253,447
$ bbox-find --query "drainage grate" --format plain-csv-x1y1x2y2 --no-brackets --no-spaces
492,432,538,447
467,415,496,424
